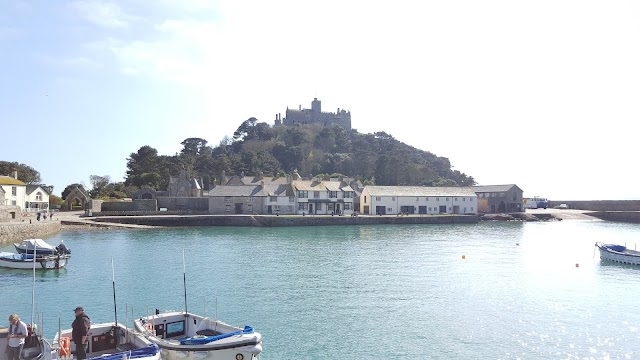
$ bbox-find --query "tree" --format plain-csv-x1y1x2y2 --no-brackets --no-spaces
180,138,210,156
49,194,64,207
233,118,258,141
0,161,42,184
89,175,112,198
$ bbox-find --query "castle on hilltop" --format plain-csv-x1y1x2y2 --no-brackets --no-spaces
274,98,351,130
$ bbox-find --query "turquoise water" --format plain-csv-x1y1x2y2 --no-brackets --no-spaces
2,221,640,359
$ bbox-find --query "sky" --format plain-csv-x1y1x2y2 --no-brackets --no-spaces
1,0,639,200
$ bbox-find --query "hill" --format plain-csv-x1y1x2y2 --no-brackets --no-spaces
124,118,475,190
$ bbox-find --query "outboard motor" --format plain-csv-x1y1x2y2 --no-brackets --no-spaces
56,242,71,255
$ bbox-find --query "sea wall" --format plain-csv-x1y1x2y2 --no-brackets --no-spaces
0,221,61,244
92,214,479,227
549,200,640,211
587,211,640,223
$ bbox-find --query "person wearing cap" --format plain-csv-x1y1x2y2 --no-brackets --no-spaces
7,314,28,360
71,307,90,360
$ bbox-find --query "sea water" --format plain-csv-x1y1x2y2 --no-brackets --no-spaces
1,220,639,359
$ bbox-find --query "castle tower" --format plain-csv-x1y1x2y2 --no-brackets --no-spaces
311,98,321,113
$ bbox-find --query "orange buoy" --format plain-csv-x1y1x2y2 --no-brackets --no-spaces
145,323,153,332
462,255,466,260
59,337,71,357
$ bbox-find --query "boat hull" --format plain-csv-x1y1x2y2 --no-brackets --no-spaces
595,242,640,265
0,254,70,270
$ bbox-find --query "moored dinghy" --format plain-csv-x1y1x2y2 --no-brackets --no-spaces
52,323,160,360
595,242,640,265
134,312,262,360
0,252,70,270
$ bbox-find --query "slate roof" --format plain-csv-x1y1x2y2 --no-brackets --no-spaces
0,176,26,186
225,176,290,186
208,185,266,197
26,185,50,195
364,186,477,197
471,184,520,193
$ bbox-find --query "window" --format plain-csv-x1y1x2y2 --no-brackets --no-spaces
344,192,353,198
344,203,351,210
436,197,439,201
428,207,432,211
225,205,231,212
391,197,395,201
327,203,334,211
247,196,254,203
224,196,232,203
11,200,16,205
387,207,392,212
36,192,42,201
446,197,449,201
376,196,381,201
25,202,29,208
316,203,322,211
471,207,474,211
454,198,458,201
298,203,308,211
448,207,452,211
463,197,466,201
364,196,367,203
314,191,320,198
297,190,308,198
247,205,253,212
270,196,277,202
11,186,17,196
425,197,429,201
416,197,419,201
274,205,280,211
470,197,474,201
329,191,337,198
289,196,295,203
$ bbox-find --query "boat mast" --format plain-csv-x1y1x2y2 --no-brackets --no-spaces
183,248,188,315
31,244,36,328
111,258,118,326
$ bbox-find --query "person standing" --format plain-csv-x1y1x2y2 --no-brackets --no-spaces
71,307,90,360
7,314,28,360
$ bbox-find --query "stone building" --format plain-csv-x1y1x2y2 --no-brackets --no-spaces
471,184,523,213
292,177,355,215
64,187,91,211
360,186,478,215
275,98,351,129
0,205,20,222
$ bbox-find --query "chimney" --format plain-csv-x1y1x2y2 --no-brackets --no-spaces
13,171,18,179
299,105,301,110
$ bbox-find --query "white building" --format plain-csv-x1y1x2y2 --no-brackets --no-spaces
0,172,49,212
292,179,355,215
360,186,478,215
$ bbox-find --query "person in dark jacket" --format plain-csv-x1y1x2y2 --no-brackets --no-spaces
71,307,90,360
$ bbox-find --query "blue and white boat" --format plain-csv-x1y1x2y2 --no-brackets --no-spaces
0,252,70,270
14,239,71,256
595,242,640,265
52,322,160,360
134,312,262,360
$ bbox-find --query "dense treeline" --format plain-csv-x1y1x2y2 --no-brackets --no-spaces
123,118,475,191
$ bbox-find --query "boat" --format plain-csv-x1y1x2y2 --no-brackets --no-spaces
595,242,640,265
52,323,161,360
0,252,70,270
14,239,71,256
134,312,262,359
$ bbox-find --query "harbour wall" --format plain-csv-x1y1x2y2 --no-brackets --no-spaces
549,200,640,211
587,211,640,223
92,214,479,227
0,221,61,245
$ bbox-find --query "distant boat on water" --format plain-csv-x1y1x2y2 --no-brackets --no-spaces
595,242,640,265
0,252,70,270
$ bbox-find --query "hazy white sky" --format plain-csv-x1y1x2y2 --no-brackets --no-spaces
1,0,639,199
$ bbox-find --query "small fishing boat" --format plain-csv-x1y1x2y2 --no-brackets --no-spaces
595,242,640,265
52,323,161,360
0,252,70,270
14,239,71,256
134,312,262,359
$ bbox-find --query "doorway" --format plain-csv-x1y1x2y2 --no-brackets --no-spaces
235,203,243,214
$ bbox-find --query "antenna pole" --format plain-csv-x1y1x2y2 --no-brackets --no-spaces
31,244,36,328
183,249,188,314
111,258,118,326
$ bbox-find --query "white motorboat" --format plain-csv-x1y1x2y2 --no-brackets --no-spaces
134,312,262,360
595,242,640,265
51,323,161,360
0,252,70,270
14,239,71,256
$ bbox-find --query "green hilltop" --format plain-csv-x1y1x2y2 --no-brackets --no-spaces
124,118,475,190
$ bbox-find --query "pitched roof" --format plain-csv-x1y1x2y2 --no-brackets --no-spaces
364,186,477,197
0,176,26,186
471,184,520,193
26,185,50,195
208,185,266,197
263,184,294,197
